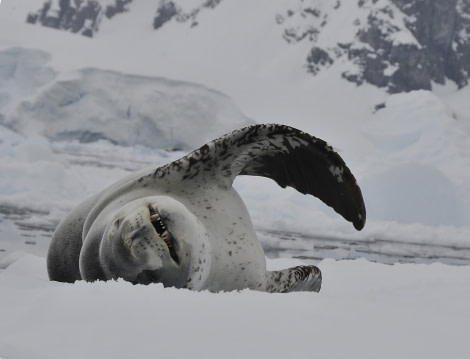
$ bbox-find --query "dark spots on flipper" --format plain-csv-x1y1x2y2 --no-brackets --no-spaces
188,157,199,168
200,144,210,155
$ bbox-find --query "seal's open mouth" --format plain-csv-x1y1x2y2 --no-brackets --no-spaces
149,207,180,265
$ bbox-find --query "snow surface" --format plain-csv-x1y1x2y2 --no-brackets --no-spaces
1,253,470,359
1,1,470,358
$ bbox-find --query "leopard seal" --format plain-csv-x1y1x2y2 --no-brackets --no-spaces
47,124,366,292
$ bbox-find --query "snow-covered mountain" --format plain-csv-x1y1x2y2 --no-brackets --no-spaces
25,0,470,92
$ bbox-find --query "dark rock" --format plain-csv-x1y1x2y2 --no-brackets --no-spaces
69,1,101,36
307,47,333,75
362,0,470,91
204,0,222,9
389,45,432,93
26,12,39,24
26,0,133,37
106,0,132,19
153,1,178,30
152,0,223,30
302,0,470,92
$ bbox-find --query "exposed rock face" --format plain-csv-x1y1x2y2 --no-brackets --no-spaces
355,0,470,91
26,0,222,35
392,0,470,89
153,1,178,30
152,0,222,29
284,0,470,92
26,0,132,38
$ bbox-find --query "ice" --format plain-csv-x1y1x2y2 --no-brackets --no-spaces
361,90,470,226
362,162,467,226
0,48,253,150
1,254,469,359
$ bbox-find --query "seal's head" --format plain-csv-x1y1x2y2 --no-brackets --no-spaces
100,196,211,289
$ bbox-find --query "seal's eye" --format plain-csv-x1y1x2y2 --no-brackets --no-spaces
149,207,179,265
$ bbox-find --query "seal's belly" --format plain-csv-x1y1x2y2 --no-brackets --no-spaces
181,187,267,291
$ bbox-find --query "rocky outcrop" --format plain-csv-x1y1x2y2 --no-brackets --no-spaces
153,1,178,30
26,0,222,35
392,0,470,89
350,0,470,92
289,0,470,92
153,0,222,29
25,0,470,92
26,0,132,37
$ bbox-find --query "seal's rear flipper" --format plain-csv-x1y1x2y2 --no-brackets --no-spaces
266,265,322,293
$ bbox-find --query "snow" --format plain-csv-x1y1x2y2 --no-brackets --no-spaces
1,1,470,358
361,90,470,226
1,254,469,359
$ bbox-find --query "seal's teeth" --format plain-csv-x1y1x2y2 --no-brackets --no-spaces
148,207,179,264
149,213,161,222
149,211,167,236
160,231,170,241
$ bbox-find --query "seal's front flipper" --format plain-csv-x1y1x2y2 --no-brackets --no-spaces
266,265,322,293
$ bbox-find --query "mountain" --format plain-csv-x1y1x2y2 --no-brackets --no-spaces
24,0,470,93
